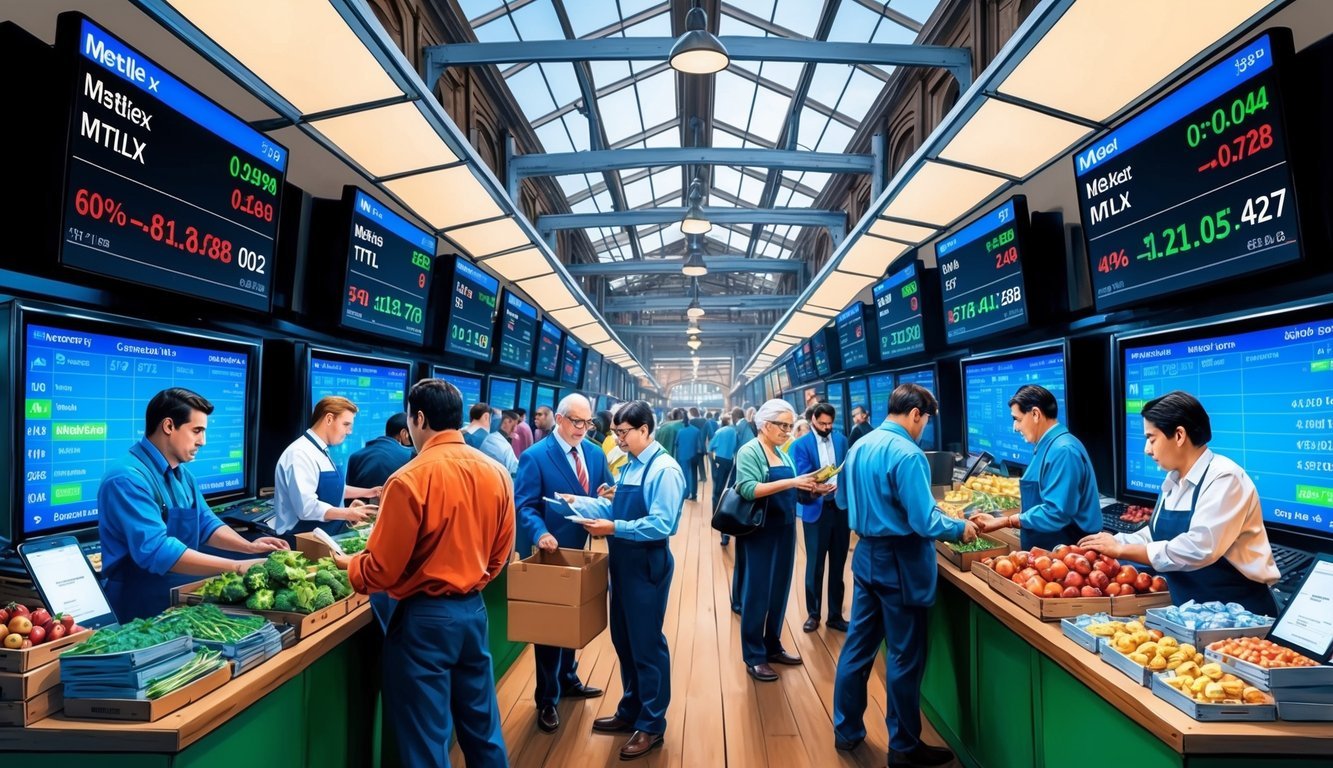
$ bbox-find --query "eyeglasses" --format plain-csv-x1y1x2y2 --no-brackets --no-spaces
766,421,794,433
560,416,592,429
611,426,640,438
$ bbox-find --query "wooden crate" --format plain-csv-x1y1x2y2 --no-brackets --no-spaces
170,579,350,639
0,658,62,701
935,537,1009,572
63,663,230,722
0,629,93,673
1109,590,1173,614
0,685,62,727
973,561,1113,620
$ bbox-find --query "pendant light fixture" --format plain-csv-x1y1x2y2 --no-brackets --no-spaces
669,6,729,75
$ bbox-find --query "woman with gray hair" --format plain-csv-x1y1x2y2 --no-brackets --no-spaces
732,399,827,682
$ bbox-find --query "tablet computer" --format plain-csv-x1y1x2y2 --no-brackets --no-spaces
17,535,119,629
1268,553,1333,664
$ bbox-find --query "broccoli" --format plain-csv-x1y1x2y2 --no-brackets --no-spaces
312,585,335,610
263,551,310,587
290,580,319,613
314,569,348,600
197,577,227,602
273,588,299,613
244,564,269,592
245,589,275,611
220,574,250,604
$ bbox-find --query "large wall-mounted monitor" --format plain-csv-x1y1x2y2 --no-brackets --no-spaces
812,327,833,379
895,364,939,450
1116,305,1333,548
559,335,585,388
937,196,1032,346
834,302,872,372
339,188,437,345
496,291,539,374
874,258,927,362
534,320,562,381
55,14,287,312
535,384,558,412
8,302,259,543
867,371,895,423
486,375,518,412
584,351,604,395
443,257,499,362
517,379,536,416
825,380,846,433
846,377,869,423
1075,31,1305,311
307,348,410,475
432,366,483,410
794,340,817,383
960,342,1068,466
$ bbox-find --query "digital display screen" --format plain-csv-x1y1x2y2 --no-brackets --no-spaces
58,17,286,311
518,379,535,414
896,366,938,449
432,366,483,409
1120,312,1333,539
937,197,1029,345
1076,33,1302,310
776,358,792,393
487,376,518,412
341,189,436,344
868,372,895,421
535,384,558,412
22,318,253,537
826,381,845,432
560,335,585,387
847,377,869,421
444,257,498,361
584,351,603,394
497,292,538,373
962,346,1067,465
309,351,409,475
874,260,926,361
812,330,832,378
535,320,562,380
794,341,817,383
835,303,871,371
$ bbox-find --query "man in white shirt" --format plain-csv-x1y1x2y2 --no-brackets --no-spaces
478,409,519,474
463,403,492,450
272,396,381,538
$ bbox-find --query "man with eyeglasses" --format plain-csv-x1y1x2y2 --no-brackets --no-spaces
514,393,610,734
791,402,851,633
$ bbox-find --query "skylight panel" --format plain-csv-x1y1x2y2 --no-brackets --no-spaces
540,63,583,109
535,119,575,153
566,2,615,38
814,118,853,152
460,0,504,23
623,177,654,208
727,0,776,19
714,71,758,130
754,60,803,90
837,68,883,119
556,172,594,197
719,14,768,37
473,15,520,43
636,71,677,128
589,60,633,87
645,127,680,148
746,85,790,144
508,1,562,41
772,0,821,35
621,12,671,36
505,65,558,115
598,87,643,144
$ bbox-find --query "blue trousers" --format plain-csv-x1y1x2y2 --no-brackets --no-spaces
711,458,733,515
832,539,929,754
383,593,507,768
608,541,674,734
678,456,698,500
737,520,796,665
803,504,850,620
533,644,581,707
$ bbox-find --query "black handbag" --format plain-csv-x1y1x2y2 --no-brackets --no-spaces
710,463,765,536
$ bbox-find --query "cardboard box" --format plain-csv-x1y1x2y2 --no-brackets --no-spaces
0,658,62,701
507,549,608,649
974,560,1113,620
0,685,62,727
293,530,369,561
170,579,350,639
64,663,230,722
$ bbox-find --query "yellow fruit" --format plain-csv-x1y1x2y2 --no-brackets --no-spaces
1191,677,1210,694
1115,635,1137,654
1125,621,1145,633
1176,661,1200,678
1158,636,1178,649
1204,682,1225,700
1129,652,1150,666
1221,679,1244,698
1194,653,1205,665
1148,655,1167,671
1243,687,1266,704
1178,643,1197,658
1136,642,1159,657
1200,663,1224,681
1090,624,1116,637
1164,676,1188,690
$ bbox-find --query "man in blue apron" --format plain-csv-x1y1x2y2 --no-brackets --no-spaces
98,388,289,621
272,395,382,540
1080,391,1279,615
974,385,1101,551
561,400,685,762
833,384,977,768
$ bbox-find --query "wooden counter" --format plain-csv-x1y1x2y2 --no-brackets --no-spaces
0,605,372,754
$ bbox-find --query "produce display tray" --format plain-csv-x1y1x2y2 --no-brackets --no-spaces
1151,671,1276,722
1144,608,1271,647
1275,701,1333,721
1204,648,1273,691
0,658,62,701
0,628,92,673
1059,614,1136,654
59,635,193,672
171,579,352,639
0,685,62,727
973,561,1112,620
1108,590,1173,614
1205,648,1333,693
1099,644,1153,687
63,663,230,722
935,537,1009,572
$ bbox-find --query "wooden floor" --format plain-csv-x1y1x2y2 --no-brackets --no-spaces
456,475,961,768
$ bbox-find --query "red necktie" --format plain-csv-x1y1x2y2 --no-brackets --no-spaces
571,447,589,493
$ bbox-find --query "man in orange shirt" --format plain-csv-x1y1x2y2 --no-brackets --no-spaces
335,379,514,768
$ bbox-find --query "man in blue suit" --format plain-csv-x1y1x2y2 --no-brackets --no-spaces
674,416,703,501
514,393,609,734
346,413,414,489
790,402,851,633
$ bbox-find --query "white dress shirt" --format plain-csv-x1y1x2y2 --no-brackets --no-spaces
272,430,340,535
551,431,587,486
480,430,519,474
1116,449,1280,584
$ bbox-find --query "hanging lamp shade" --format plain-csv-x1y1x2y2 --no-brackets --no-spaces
669,7,729,75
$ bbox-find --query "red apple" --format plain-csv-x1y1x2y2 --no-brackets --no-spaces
1134,572,1153,593
1052,544,1070,558
1088,569,1111,591
1061,586,1080,598
1068,546,1086,556
1071,555,1093,576
27,625,45,645
1063,571,1085,589
1115,565,1139,585
1080,586,1103,598
1150,576,1168,593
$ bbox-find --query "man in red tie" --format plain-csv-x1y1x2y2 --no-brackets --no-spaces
513,393,612,733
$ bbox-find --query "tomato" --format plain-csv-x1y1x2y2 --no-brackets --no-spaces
1063,571,1085,589
1061,586,1080,598
47,624,66,642
1048,560,1070,582
0,609,9,625
1105,582,1122,596
1150,576,1168,593
1042,581,1064,598
29,609,50,627
1080,586,1103,597
1115,565,1138,585
1088,570,1110,591
1134,572,1153,593
60,615,75,630
9,604,29,618
1071,555,1093,576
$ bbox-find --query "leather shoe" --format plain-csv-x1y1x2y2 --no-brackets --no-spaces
746,663,779,682
562,681,603,699
834,735,864,752
619,730,664,761
592,715,635,734
537,704,559,733
889,743,955,767
826,617,849,632
802,616,819,633
767,650,803,666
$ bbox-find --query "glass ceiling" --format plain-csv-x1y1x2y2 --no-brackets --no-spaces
458,0,943,292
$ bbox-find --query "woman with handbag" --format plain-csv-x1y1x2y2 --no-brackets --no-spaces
732,399,828,682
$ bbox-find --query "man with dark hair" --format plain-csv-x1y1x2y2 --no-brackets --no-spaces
731,406,755,446
511,407,535,457
655,408,683,456
347,413,414,489
337,379,514,768
791,402,850,633
675,412,703,502
98,388,288,621
833,384,977,768
463,403,492,449
973,384,1100,551
689,407,710,489
848,404,872,447
533,405,555,443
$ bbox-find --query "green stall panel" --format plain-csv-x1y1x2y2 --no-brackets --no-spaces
972,609,1038,768
177,671,310,768
483,566,524,680
921,580,975,754
1035,655,1178,768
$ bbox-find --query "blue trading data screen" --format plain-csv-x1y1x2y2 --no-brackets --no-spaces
497,292,538,373
868,372,895,422
962,348,1067,465
341,190,437,344
794,341,817,383
444,258,498,361
846,377,869,420
535,321,562,380
937,198,1029,345
1120,315,1333,539
835,303,871,371
535,384,558,412
518,379,536,415
874,261,926,361
896,367,938,449
488,377,518,412
433,367,483,410
826,383,845,432
22,322,252,536
310,353,409,475
560,336,584,387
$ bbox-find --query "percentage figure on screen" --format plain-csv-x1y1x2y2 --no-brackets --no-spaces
74,189,126,225
1098,248,1130,273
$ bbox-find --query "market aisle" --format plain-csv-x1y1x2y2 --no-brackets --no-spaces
458,474,963,767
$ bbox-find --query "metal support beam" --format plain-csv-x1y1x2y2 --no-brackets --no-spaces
612,323,772,336
566,256,804,276
602,294,796,312
539,207,845,232
512,147,873,178
872,132,887,199
424,37,973,92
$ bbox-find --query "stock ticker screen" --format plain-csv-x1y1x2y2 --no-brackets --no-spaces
937,197,1030,345
444,257,499,361
497,291,539,373
535,321,562,380
835,303,870,371
874,261,926,361
57,16,287,311
21,319,253,536
1120,313,1333,539
309,351,409,475
341,189,437,344
962,346,1067,466
896,366,938,449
